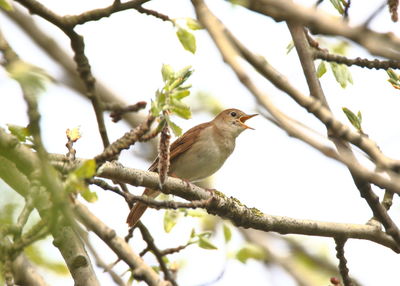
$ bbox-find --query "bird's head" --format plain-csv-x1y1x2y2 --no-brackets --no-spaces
213,108,258,137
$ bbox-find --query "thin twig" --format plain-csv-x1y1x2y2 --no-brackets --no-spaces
105,101,147,123
15,0,111,149
313,49,400,69
136,6,171,22
362,1,387,26
4,5,147,129
74,202,170,286
334,238,354,286
125,193,213,210
89,178,126,197
94,115,155,165
137,222,178,286
86,240,127,286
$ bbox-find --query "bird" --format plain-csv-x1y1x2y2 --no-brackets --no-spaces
126,108,257,227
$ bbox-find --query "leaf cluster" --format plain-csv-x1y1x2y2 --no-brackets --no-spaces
65,159,98,202
151,64,194,136
316,42,353,88
173,18,203,54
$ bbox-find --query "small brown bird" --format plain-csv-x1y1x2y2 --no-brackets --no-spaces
126,108,257,227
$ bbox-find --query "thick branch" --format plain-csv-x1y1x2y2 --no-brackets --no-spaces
97,162,400,252
63,0,150,27
48,156,399,252
0,132,100,286
287,23,400,247
245,0,400,60
12,252,49,286
74,202,170,286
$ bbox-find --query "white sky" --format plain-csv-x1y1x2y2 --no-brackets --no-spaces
1,0,400,285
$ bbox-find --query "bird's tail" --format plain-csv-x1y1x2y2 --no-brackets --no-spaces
126,188,159,227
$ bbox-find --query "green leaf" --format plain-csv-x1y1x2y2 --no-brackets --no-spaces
167,66,193,91
74,159,97,179
386,69,400,89
316,61,327,78
156,89,166,106
175,66,193,83
161,64,174,82
81,187,98,203
65,160,97,202
0,0,13,11
236,244,266,263
342,107,362,132
329,0,345,15
0,203,18,225
25,245,69,275
150,100,161,117
331,41,349,55
330,62,353,88
198,236,218,250
186,18,203,30
165,117,183,137
154,119,167,135
195,92,224,116
7,124,30,142
170,99,191,119
176,28,196,54
172,90,190,100
387,68,399,81
162,256,169,264
164,210,180,233
7,60,52,94
229,0,250,6
357,111,362,123
223,223,232,243
185,209,206,217
286,41,295,54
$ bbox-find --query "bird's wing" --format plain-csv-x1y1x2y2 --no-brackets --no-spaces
147,122,210,172
127,122,210,227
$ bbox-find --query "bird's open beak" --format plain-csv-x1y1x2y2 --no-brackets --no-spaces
239,114,258,130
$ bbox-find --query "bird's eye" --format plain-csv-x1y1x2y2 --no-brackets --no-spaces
230,111,237,117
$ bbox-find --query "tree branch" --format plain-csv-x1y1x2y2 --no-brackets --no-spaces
334,238,354,286
287,23,400,247
245,0,400,60
73,202,170,286
15,0,111,148
0,155,100,286
136,222,177,286
3,5,147,129
49,156,400,252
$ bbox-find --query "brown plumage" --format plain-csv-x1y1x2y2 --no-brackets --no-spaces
126,108,257,227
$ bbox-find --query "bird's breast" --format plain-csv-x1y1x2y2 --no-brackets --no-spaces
170,127,235,182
